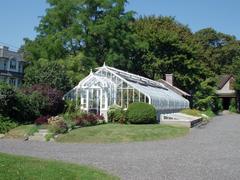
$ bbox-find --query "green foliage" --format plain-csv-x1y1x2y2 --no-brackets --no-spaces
0,83,45,123
21,1,240,113
27,125,39,136
15,92,48,123
107,105,125,123
126,102,157,124
23,0,135,73
45,133,54,141
64,100,75,113
0,115,17,134
0,82,18,118
229,98,237,113
202,109,215,118
193,28,240,75
180,109,202,117
193,78,219,112
24,60,72,92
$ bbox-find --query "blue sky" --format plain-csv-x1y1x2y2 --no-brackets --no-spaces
0,0,239,50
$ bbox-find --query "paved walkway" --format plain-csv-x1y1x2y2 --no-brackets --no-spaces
0,114,240,180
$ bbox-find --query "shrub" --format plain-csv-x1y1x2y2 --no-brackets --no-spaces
48,116,68,134
126,102,157,124
0,115,17,134
15,92,48,123
107,105,125,123
35,115,51,125
27,125,39,136
229,98,237,113
96,114,105,121
64,100,76,113
0,83,18,118
202,109,215,118
75,113,98,126
21,84,65,116
45,133,54,141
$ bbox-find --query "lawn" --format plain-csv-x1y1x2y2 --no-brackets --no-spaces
0,152,118,180
4,125,36,139
56,124,189,143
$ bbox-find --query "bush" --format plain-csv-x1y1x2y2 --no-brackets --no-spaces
35,115,51,125
202,109,215,118
15,92,48,123
48,116,68,134
0,83,18,118
27,125,39,136
21,84,65,116
74,113,104,127
75,113,97,126
107,105,125,123
64,100,76,114
229,98,237,113
0,83,65,124
126,102,157,124
0,115,17,134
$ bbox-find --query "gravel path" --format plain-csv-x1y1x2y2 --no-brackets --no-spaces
1,114,240,180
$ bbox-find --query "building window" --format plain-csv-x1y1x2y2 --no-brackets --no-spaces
0,76,7,82
18,62,22,73
10,59,16,69
9,78,16,86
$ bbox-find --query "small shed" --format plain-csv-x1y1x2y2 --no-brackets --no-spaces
216,75,236,110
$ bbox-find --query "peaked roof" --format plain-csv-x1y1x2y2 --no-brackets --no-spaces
103,66,167,90
218,75,234,89
97,65,190,97
158,79,190,97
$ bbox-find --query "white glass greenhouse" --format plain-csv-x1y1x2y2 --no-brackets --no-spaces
64,64,189,121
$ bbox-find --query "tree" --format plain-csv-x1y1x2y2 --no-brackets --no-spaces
192,78,219,111
193,28,240,74
132,16,213,94
23,0,136,70
24,59,72,92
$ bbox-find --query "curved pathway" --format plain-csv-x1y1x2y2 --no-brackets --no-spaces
0,114,240,180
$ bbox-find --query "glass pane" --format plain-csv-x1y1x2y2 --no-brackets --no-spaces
134,89,139,102
140,93,145,102
102,70,106,77
128,89,134,104
117,89,122,106
123,89,128,108
102,91,105,109
112,75,117,83
123,82,128,88
107,72,111,79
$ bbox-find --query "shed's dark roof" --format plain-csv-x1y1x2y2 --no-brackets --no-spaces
158,79,190,97
218,75,233,89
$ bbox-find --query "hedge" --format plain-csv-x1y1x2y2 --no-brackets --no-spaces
126,102,157,124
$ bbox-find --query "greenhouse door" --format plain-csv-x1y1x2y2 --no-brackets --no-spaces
88,88,101,114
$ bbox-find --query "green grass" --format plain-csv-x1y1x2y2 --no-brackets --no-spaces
56,124,189,143
0,152,118,180
4,125,37,139
180,109,202,117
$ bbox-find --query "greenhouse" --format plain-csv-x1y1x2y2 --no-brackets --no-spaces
64,64,189,121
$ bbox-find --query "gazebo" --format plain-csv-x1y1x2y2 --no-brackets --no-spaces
64,64,189,121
